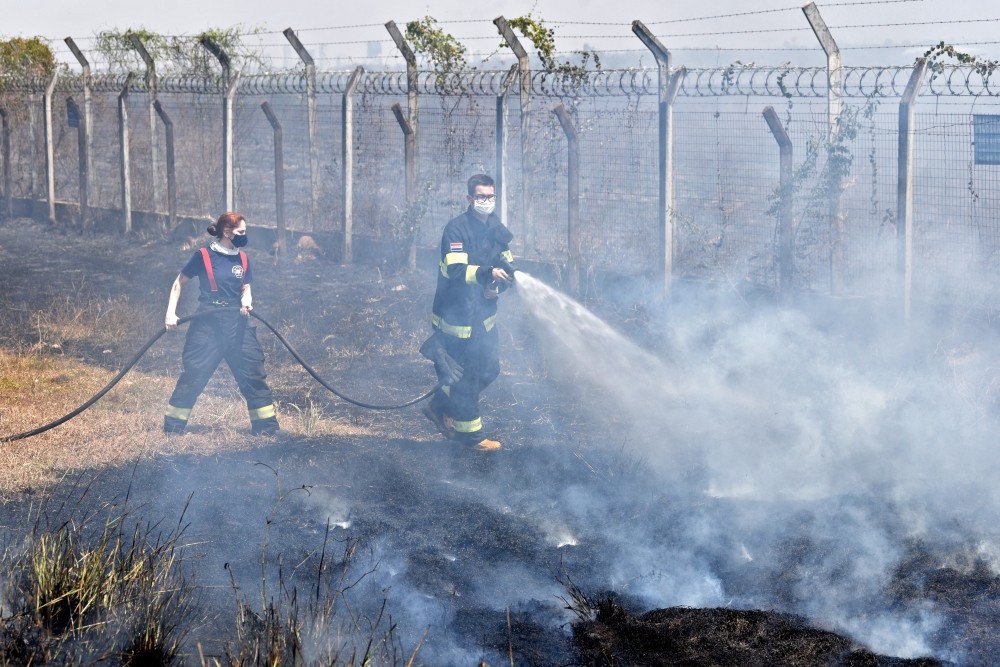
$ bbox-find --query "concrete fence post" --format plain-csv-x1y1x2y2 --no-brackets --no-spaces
66,97,89,230
391,102,417,269
552,104,581,298
386,21,418,268
29,95,38,197
496,64,518,228
153,100,176,231
118,73,135,234
803,1,846,295
222,72,241,212
494,16,531,249
632,20,685,300
283,28,320,231
43,71,59,224
763,106,795,297
129,34,159,219
0,107,11,220
198,35,231,83
261,101,286,259
64,38,93,203
199,36,237,212
898,58,928,323
341,66,363,264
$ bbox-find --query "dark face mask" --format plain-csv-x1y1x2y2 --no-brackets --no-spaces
231,233,248,248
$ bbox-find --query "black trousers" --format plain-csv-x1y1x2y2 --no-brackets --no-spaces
164,308,278,433
432,325,500,443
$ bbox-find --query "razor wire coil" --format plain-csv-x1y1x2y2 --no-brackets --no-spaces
10,64,1000,99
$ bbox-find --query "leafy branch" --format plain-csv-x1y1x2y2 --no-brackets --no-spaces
923,41,1000,79
0,37,58,88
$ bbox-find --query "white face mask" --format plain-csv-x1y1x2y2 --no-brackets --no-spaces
473,199,496,216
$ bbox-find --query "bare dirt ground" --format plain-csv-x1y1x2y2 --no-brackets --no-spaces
0,218,992,665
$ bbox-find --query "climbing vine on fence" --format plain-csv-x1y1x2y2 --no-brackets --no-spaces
93,26,266,75
921,43,996,205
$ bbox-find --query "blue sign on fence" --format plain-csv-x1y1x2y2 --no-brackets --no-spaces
66,99,79,128
973,115,1000,165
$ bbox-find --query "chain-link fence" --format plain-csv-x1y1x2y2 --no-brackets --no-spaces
1,64,999,307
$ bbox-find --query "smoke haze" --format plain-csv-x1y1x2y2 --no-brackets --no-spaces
510,271,999,661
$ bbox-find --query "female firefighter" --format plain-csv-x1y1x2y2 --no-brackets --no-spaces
162,212,279,436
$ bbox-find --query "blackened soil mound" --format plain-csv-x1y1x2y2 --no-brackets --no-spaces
574,598,945,666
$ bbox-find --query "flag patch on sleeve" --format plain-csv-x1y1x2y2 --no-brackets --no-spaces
450,242,464,251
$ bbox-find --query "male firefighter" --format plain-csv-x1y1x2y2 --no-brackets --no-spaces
421,174,515,451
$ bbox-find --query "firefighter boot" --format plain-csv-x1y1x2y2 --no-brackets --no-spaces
474,437,502,452
249,404,280,436
422,396,455,439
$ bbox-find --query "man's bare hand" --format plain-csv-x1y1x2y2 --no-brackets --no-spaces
165,313,179,330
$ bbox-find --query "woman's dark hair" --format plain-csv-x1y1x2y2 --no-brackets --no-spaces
206,212,245,237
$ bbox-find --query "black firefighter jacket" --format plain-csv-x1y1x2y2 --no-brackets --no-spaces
431,208,515,339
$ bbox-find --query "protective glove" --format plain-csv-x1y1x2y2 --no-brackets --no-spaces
433,348,464,386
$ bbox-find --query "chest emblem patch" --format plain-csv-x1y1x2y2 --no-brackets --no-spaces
232,265,245,278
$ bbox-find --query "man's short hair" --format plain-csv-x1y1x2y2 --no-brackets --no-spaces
467,174,495,196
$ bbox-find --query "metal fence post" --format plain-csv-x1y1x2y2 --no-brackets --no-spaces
391,102,417,268
0,107,10,220
341,66,363,264
898,58,928,323
632,20,685,299
64,38,93,203
802,1,846,295
43,71,59,224
118,73,135,234
153,100,176,231
496,64,518,228
763,106,794,297
261,101,286,258
129,34,159,219
283,28,320,231
552,104,581,297
67,97,88,230
494,16,531,248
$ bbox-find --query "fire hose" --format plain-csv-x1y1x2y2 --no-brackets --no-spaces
1,307,437,443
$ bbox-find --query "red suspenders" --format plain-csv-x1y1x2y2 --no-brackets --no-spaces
199,247,247,293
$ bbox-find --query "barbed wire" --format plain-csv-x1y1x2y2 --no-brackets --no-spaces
643,0,926,26
652,16,1000,39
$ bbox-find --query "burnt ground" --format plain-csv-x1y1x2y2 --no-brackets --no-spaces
0,218,997,665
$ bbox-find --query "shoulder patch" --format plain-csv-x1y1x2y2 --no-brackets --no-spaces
449,242,464,252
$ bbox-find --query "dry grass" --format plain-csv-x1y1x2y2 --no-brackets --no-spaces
0,348,381,495
1,492,193,665
26,281,142,352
